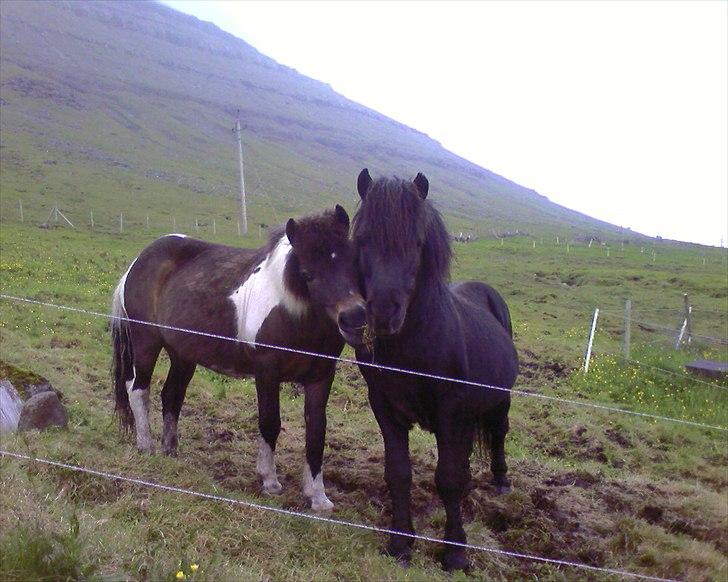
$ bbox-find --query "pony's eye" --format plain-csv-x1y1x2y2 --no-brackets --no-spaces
300,270,313,283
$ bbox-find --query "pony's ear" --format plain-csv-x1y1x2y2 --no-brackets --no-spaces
334,204,350,232
285,218,297,246
357,168,372,199
413,172,429,199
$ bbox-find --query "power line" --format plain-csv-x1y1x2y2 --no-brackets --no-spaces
0,293,725,432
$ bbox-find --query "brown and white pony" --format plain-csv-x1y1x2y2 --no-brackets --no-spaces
111,205,361,511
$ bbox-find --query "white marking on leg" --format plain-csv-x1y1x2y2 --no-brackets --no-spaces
229,236,308,345
126,368,154,453
303,463,334,512
256,437,282,495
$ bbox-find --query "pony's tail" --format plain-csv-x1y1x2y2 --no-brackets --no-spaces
111,277,134,431
474,419,491,458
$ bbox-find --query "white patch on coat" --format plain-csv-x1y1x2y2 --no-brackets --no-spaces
229,236,308,345
112,257,138,317
125,367,154,453
303,464,334,512
256,437,282,494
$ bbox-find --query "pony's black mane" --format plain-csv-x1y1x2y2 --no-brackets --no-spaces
353,177,452,283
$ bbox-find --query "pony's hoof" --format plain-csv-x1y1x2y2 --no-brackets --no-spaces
162,447,178,457
495,484,511,495
492,474,511,495
441,550,470,573
385,541,412,566
136,441,155,454
262,480,283,495
310,495,334,513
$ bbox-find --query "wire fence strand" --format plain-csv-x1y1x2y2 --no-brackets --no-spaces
0,450,679,582
0,293,725,432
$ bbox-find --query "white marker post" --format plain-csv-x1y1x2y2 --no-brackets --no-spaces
583,308,600,373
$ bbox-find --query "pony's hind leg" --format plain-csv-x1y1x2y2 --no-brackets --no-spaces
254,369,283,495
126,328,162,454
161,353,196,456
488,400,511,494
302,375,334,512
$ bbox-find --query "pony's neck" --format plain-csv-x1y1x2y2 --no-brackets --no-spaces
403,276,450,334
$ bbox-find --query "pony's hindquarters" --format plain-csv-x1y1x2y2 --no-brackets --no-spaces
110,260,160,453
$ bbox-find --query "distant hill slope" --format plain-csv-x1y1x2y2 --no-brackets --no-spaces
0,0,631,238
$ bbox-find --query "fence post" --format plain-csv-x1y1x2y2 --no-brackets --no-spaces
583,308,600,373
173,216,176,231
213,218,217,235
90,210,94,230
683,293,692,345
18,200,23,223
120,213,123,234
623,300,631,360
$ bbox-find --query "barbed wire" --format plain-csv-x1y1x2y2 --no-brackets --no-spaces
0,293,725,432
0,450,678,582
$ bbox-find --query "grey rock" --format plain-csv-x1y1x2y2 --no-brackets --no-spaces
22,381,57,399
0,380,24,433
18,391,68,432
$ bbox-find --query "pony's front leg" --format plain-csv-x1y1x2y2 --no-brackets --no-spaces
302,375,334,512
369,388,414,563
434,416,475,572
254,371,283,495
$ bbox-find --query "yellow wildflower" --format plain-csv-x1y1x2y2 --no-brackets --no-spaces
176,572,186,580
190,564,199,573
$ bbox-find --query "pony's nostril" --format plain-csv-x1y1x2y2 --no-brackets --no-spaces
338,306,366,330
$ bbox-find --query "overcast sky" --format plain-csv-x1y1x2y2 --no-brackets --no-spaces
162,0,727,247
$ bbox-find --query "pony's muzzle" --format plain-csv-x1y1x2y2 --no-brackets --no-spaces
367,298,405,336
337,300,367,346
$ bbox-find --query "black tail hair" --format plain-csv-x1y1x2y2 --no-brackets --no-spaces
474,418,491,459
111,284,134,431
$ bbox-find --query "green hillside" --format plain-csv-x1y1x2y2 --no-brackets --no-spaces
1,0,631,238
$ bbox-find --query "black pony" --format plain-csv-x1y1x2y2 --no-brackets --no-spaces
112,205,361,511
338,170,518,571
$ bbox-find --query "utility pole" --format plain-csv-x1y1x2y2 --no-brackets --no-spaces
233,110,248,235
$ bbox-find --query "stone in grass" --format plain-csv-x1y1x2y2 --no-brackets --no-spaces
18,391,68,432
0,380,24,433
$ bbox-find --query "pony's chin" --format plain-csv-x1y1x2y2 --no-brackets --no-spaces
371,318,405,337
338,326,364,347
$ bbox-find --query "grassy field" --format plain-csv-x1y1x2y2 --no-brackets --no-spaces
0,219,726,581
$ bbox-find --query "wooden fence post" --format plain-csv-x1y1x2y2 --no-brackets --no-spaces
623,300,631,360
90,210,94,230
18,200,23,223
583,308,600,373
